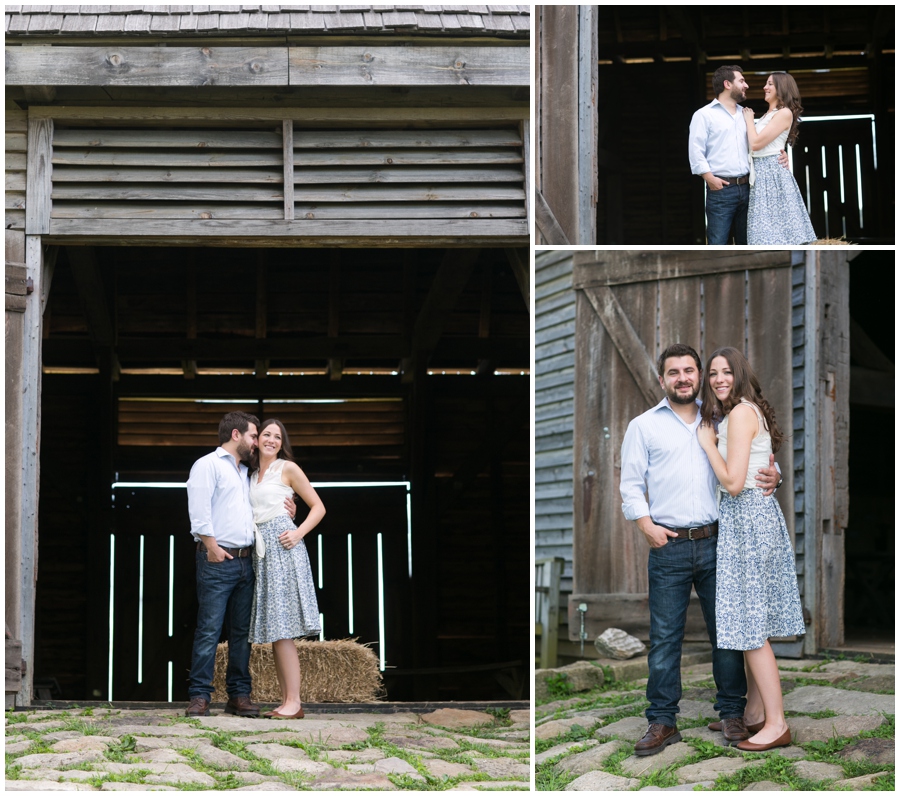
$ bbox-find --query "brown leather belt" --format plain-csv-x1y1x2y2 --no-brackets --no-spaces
658,521,719,540
714,174,750,186
197,542,253,558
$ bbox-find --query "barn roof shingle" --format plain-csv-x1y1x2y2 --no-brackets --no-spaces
5,4,530,38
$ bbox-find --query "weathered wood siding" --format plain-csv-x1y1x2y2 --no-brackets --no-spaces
569,251,797,641
535,250,575,628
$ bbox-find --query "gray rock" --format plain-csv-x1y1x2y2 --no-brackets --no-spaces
446,783,529,791
234,784,298,792
326,747,387,763
834,772,895,789
132,748,184,764
782,685,895,716
680,726,731,748
676,755,753,783
420,709,493,729
471,757,531,779
373,756,422,777
743,781,785,791
132,736,212,752
36,731,85,743
508,709,530,725
640,784,716,792
787,714,885,742
837,737,894,766
819,661,894,678
104,724,211,738
422,758,474,778
15,750,105,768
4,740,34,754
670,699,719,721
844,674,894,693
791,760,845,781
594,715,648,741
5,783,95,791
243,742,332,774
595,628,647,660
620,741,695,777
535,715,598,740
100,785,179,792
553,739,628,776
17,770,98,782
564,770,640,791
50,736,116,752
535,739,598,766
307,770,397,790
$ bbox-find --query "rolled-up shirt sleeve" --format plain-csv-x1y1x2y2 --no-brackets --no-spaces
688,110,711,176
187,457,216,540
620,419,651,521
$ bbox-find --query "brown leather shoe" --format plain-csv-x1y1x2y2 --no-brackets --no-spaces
270,707,305,719
185,696,210,717
736,727,791,752
708,718,765,734
634,723,682,756
224,695,260,717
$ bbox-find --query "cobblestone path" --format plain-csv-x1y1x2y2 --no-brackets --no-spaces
6,705,530,791
536,657,894,791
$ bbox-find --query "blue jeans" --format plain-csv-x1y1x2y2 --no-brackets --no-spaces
706,183,749,244
646,535,746,727
188,550,255,700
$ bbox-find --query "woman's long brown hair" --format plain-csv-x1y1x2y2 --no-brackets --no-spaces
770,72,803,147
699,347,784,454
250,418,296,472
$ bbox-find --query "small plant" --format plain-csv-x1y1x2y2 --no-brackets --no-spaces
485,707,511,724
545,672,575,699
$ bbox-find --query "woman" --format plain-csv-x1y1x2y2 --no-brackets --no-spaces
697,347,805,751
249,418,325,719
743,72,816,245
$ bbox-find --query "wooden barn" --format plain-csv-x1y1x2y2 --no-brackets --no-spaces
5,5,531,708
535,249,894,666
536,6,895,245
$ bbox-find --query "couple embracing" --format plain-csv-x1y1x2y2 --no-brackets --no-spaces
185,411,325,719
690,65,816,245
621,344,805,755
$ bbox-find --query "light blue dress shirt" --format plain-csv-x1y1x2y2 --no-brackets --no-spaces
620,398,719,528
688,99,750,179
187,447,256,549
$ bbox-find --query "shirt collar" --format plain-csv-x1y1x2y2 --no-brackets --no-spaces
710,98,744,114
653,397,703,424
215,446,247,471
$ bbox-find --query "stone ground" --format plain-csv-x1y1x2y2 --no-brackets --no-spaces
536,657,894,791
5,705,530,791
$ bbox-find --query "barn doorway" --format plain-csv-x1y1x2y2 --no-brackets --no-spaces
32,245,530,703
841,251,894,656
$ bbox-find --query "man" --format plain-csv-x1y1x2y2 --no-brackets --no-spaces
689,65,787,245
185,411,295,717
620,344,780,755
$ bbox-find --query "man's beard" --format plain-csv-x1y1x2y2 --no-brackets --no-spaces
730,85,746,103
236,441,253,462
666,382,700,405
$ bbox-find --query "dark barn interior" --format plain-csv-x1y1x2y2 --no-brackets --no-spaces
845,252,894,648
33,245,529,704
595,6,894,244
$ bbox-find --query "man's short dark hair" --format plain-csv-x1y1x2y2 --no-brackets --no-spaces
218,411,260,445
712,65,743,97
657,344,702,377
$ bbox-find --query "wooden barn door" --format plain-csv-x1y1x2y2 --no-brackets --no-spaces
568,251,796,641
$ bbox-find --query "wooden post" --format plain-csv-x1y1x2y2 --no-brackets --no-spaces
282,120,294,221
25,118,52,236
536,557,564,669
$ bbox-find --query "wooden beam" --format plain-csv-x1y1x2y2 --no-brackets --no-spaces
289,46,529,87
327,251,342,382
25,117,53,235
573,250,794,287
282,120,294,221
504,247,530,310
7,46,291,87
255,251,268,380
29,105,529,123
65,246,121,380
535,190,570,245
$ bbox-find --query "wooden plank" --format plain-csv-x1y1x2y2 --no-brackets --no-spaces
289,46,529,87
119,433,404,447
7,46,291,87
5,133,27,152
282,120,294,221
6,153,27,171
293,130,523,149
581,285,659,409
412,249,480,354
5,192,26,211
50,202,525,220
5,638,23,693
5,172,26,192
6,110,28,133
25,117,53,235
52,150,284,167
6,263,28,296
5,209,26,230
52,166,284,183
572,250,794,287
53,129,283,149
51,185,525,202
30,106,529,123
290,166,524,184
535,189,570,245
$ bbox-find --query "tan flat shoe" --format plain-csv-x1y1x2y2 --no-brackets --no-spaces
736,728,791,751
270,707,305,719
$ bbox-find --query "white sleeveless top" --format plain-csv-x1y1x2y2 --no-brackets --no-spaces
748,110,790,185
716,400,773,492
249,458,293,524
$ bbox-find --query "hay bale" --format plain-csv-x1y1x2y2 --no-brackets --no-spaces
816,238,855,245
211,639,384,703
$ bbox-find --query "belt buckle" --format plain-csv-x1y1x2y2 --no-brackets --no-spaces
687,527,699,540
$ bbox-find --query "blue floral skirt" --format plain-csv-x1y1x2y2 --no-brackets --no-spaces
747,155,817,245
716,489,805,651
250,514,320,643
